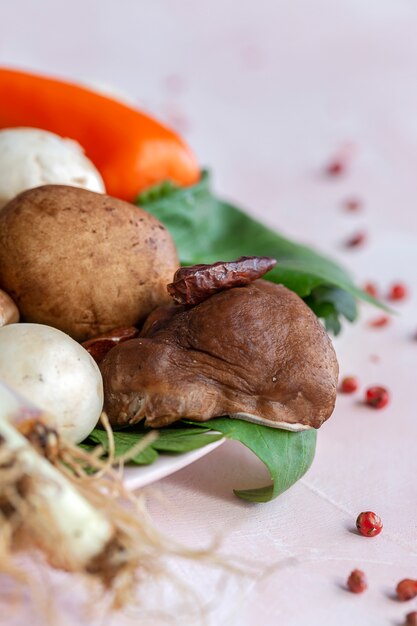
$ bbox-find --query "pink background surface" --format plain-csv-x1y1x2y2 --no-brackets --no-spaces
1,1,417,624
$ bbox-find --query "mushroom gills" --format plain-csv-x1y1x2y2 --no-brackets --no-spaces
229,412,312,431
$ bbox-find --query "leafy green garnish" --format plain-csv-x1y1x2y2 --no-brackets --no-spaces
185,418,317,502
304,285,358,335
137,171,384,334
82,418,316,503
84,423,224,465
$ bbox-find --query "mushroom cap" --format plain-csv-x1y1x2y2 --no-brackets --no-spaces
100,280,339,431
0,185,179,341
0,127,105,208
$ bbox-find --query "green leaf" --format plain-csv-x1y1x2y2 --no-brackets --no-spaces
83,418,316,502
305,285,358,322
152,427,223,453
304,285,358,335
85,428,158,465
184,418,317,502
137,172,386,332
83,424,223,465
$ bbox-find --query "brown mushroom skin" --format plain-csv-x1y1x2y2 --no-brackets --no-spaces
0,185,179,341
100,280,339,430
0,288,19,327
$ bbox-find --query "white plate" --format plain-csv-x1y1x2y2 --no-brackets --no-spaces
123,438,225,490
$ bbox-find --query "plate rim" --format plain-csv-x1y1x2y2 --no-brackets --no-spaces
123,437,225,490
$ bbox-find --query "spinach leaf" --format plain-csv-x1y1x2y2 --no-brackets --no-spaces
86,428,158,464
137,172,384,334
186,418,317,503
83,424,223,465
304,285,358,335
83,418,316,503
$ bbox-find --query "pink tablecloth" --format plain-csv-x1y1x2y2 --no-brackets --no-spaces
1,1,417,624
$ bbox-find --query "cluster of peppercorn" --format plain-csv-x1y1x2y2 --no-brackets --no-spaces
347,512,417,623
363,281,408,303
326,150,409,328
347,569,417,624
364,281,408,329
326,151,414,624
339,376,390,410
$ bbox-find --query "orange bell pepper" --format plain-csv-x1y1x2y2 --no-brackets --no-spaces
0,67,200,201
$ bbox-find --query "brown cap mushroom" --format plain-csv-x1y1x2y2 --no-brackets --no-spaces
0,185,179,341
100,257,338,431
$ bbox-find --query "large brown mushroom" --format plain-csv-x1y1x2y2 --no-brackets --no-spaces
0,185,178,341
100,258,339,431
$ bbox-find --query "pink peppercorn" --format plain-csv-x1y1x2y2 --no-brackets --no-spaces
388,283,408,301
397,580,417,602
326,159,345,176
368,315,391,329
406,611,417,625
344,197,362,211
340,376,359,394
365,386,389,409
363,282,378,298
347,569,367,593
345,231,366,248
356,511,383,537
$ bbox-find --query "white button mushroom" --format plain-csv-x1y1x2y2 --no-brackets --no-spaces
0,127,105,208
0,323,103,443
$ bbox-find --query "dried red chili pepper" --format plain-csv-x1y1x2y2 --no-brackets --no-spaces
347,569,368,593
356,511,383,537
339,376,359,393
82,326,139,363
365,386,389,409
397,580,417,602
406,611,417,625
388,282,408,301
167,256,277,305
